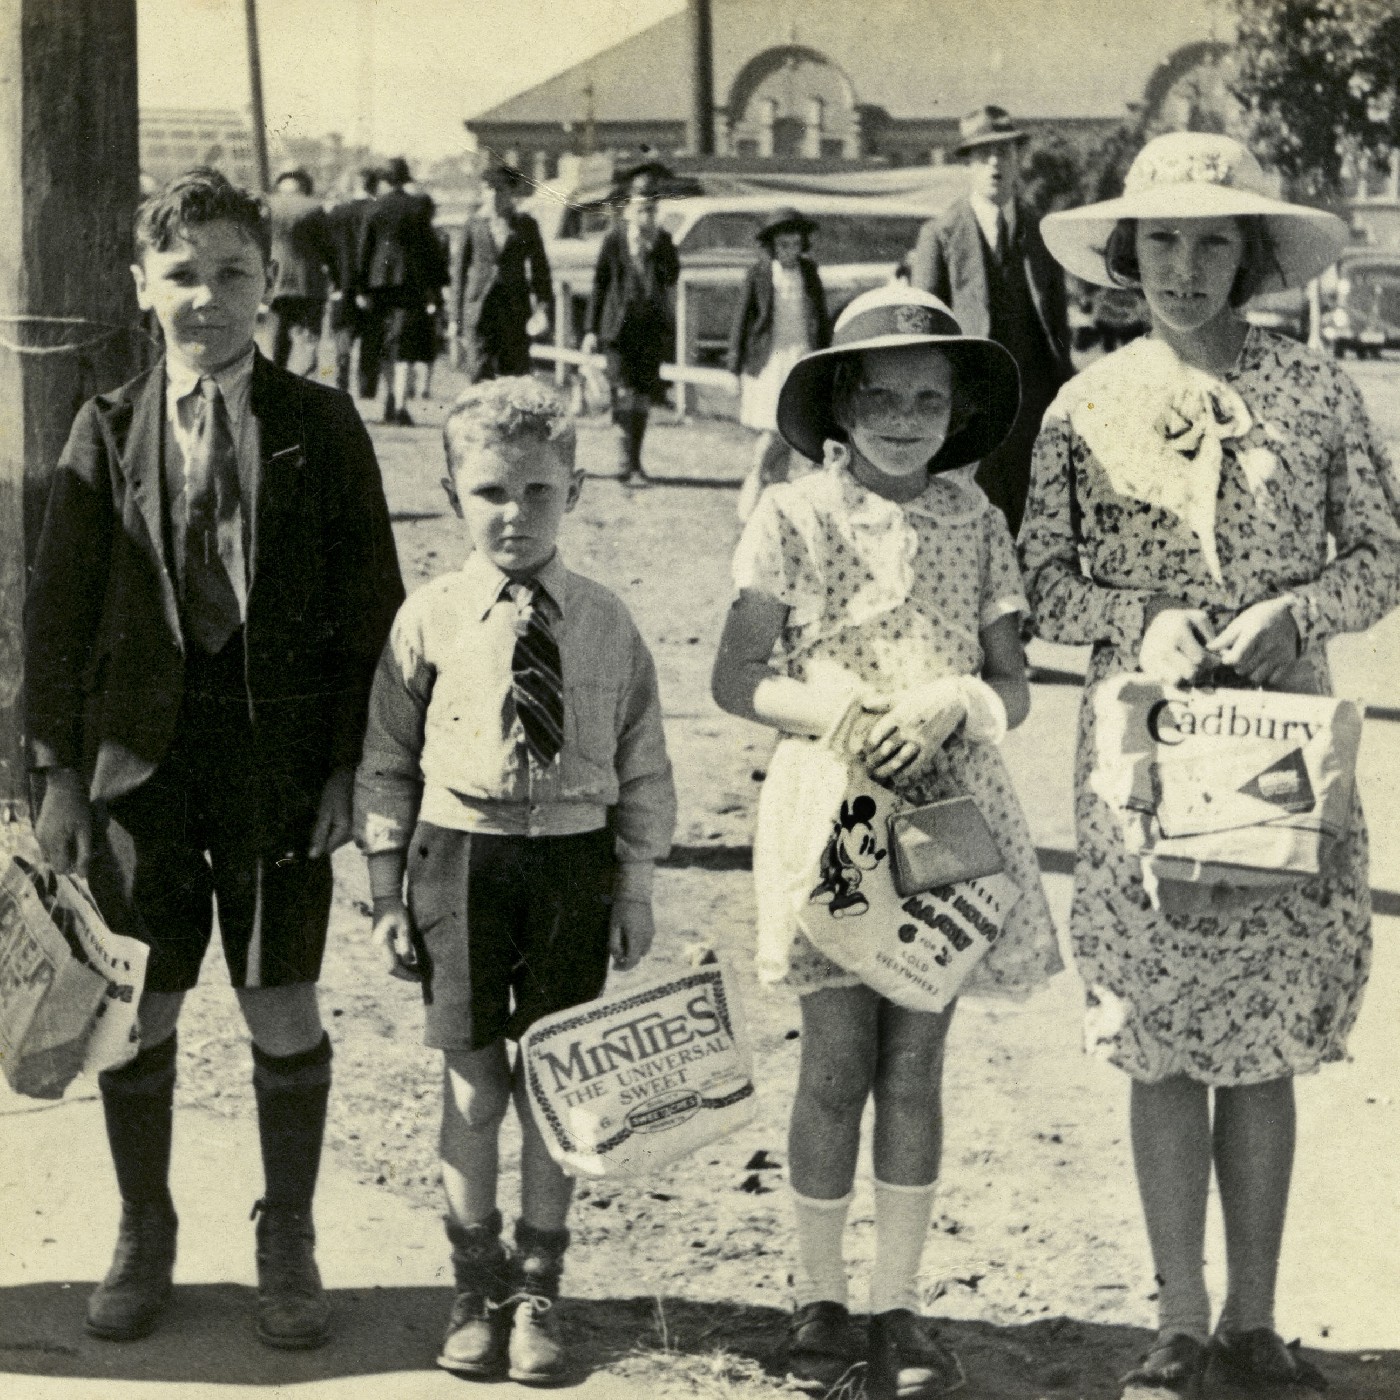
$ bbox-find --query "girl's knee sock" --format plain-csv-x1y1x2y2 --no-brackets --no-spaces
869,1179,938,1315
790,1187,853,1308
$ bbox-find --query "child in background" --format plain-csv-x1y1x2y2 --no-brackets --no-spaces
712,285,1061,1399
355,377,675,1384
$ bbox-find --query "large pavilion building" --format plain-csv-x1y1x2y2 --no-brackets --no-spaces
466,0,1229,179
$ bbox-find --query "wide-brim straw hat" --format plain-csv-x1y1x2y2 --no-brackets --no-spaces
758,206,819,244
952,105,1029,159
777,285,1021,468
1041,131,1348,290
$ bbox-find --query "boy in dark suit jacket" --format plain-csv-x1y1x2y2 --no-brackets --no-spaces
26,168,404,1351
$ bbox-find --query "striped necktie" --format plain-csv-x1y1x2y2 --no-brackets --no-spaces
509,580,564,765
183,377,244,653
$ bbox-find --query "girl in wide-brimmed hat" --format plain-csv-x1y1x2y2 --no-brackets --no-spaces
1021,131,1400,1399
712,283,1061,1399
728,208,832,520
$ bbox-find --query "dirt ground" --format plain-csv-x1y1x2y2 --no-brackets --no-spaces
168,367,1400,1400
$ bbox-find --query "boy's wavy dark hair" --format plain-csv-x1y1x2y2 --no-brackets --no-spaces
1104,215,1283,308
133,167,270,263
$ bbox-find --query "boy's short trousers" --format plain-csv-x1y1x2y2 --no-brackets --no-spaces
85,634,333,994
405,822,616,1051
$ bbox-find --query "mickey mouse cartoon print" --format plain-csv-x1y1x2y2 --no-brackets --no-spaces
810,795,888,918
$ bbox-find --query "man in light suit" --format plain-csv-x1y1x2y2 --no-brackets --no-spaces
909,106,1073,534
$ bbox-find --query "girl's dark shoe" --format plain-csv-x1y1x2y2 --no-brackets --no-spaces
867,1309,964,1399
784,1301,866,1394
437,1211,511,1378
1120,1331,1208,1399
1210,1329,1329,1394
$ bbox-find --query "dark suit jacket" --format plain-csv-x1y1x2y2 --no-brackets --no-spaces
25,353,405,816
267,191,334,302
359,188,448,299
455,211,553,336
726,256,831,376
908,198,1073,381
325,195,374,327
587,228,680,349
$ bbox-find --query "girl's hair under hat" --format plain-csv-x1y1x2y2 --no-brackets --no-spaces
1040,131,1347,293
775,285,1021,469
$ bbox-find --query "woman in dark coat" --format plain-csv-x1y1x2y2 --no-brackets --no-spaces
727,208,831,519
583,169,680,484
456,164,553,383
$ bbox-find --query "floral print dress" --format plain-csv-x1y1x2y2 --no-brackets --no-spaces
734,460,1063,998
1019,328,1400,1085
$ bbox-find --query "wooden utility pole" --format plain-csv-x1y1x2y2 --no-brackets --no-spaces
687,0,715,156
0,0,143,823
244,0,271,191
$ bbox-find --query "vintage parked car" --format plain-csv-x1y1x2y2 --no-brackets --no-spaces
517,191,933,367
1318,250,1400,358
1067,278,1149,353
1243,285,1309,340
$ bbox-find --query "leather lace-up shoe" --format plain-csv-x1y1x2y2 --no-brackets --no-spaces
1211,1328,1328,1394
1120,1332,1208,1398
437,1212,511,1377
252,1200,330,1349
86,1201,178,1341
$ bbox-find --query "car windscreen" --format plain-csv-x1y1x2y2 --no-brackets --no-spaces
675,212,927,264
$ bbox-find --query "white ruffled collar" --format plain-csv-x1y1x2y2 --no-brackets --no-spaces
1058,335,1254,581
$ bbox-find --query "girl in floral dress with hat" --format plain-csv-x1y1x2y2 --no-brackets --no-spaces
712,284,1061,1399
1021,131,1400,1398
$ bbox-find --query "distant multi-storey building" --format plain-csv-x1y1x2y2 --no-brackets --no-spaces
140,108,257,191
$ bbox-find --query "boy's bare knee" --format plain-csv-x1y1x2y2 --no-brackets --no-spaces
237,982,323,1056
442,1046,512,1130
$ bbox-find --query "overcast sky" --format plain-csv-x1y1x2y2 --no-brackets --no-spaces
137,0,684,158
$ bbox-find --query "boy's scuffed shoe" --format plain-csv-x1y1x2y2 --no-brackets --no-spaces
86,1200,178,1340
506,1221,570,1384
252,1200,330,1349
437,1211,511,1378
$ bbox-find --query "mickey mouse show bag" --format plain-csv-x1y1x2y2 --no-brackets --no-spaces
521,958,756,1178
1091,675,1361,910
753,699,1019,1013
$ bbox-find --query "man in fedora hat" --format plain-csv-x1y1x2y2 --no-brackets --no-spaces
909,105,1072,534
455,164,553,383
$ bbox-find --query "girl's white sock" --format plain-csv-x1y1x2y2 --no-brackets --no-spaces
869,1178,938,1315
790,1187,854,1308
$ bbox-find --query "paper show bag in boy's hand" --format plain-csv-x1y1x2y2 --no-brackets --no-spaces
1090,674,1362,911
521,959,757,1179
774,699,1020,1014
0,855,148,1099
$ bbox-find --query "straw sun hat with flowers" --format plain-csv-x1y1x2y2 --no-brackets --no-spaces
1040,131,1348,293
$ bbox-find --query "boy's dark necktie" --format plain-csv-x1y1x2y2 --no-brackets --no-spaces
183,377,244,654
509,580,564,765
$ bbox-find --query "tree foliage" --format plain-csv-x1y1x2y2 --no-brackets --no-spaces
1231,0,1400,200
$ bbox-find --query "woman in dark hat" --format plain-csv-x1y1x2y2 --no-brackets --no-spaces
582,169,680,484
728,208,832,520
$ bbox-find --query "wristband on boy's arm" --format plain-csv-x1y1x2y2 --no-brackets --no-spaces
366,848,407,907
614,860,655,902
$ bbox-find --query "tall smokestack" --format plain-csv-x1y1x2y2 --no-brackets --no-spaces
688,0,715,156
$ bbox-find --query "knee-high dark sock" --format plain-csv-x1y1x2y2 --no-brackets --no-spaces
98,1035,178,1211
252,1033,332,1213
627,409,648,473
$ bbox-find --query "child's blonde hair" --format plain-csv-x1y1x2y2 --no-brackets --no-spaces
442,377,576,472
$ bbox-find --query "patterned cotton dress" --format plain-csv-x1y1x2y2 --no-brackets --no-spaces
1019,327,1400,1085
734,461,1063,998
